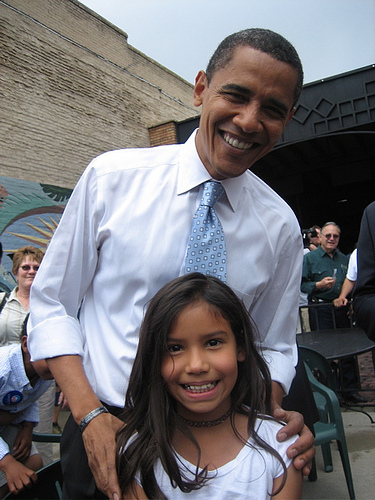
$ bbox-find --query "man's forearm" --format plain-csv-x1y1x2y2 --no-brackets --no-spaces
338,278,355,300
46,355,102,424
271,380,285,409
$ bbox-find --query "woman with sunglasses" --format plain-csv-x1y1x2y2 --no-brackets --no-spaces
0,246,44,346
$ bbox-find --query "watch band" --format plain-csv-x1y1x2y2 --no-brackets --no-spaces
79,406,109,432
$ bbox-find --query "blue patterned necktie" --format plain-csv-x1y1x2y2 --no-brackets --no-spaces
185,181,227,282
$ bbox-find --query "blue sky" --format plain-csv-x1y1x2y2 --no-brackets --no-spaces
79,0,374,85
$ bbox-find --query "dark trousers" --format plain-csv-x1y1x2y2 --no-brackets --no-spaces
283,352,319,436
308,303,359,394
61,405,122,499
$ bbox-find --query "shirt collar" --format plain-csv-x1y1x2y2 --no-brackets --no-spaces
9,288,18,301
177,129,246,212
317,245,337,258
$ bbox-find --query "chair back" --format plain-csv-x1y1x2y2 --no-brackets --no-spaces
299,300,357,333
299,345,338,392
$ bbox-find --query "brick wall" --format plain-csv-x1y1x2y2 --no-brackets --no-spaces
149,122,178,147
0,0,199,188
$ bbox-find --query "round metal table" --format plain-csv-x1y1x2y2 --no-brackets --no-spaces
297,328,375,360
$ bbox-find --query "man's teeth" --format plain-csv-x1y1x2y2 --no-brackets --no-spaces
223,133,253,150
183,382,217,393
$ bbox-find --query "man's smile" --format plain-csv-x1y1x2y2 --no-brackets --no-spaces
222,132,257,151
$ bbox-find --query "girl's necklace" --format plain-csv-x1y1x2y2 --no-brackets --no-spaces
178,408,232,428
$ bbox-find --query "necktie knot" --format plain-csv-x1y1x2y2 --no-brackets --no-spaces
200,181,225,208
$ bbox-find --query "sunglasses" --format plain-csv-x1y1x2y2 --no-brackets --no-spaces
20,265,40,272
321,234,339,239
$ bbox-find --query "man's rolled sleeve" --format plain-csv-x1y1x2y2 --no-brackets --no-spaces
28,164,99,362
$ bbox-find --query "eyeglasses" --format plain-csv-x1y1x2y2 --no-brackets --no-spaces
321,234,340,239
20,265,40,272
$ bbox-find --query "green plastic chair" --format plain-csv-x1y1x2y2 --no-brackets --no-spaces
32,431,61,443
299,346,356,499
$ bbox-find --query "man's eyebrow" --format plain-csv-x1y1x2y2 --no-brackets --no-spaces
220,83,252,95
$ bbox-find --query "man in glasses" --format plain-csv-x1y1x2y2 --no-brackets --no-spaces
301,222,367,404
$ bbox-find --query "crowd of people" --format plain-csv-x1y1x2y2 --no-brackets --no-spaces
0,26,374,500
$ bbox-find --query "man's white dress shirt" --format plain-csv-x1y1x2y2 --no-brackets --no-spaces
347,249,357,281
29,131,302,406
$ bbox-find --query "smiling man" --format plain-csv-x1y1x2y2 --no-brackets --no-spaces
29,29,312,499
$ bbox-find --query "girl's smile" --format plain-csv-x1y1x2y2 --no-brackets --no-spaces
161,300,245,422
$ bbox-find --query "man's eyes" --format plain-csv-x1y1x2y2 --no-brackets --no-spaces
221,92,287,119
222,91,248,102
264,105,287,119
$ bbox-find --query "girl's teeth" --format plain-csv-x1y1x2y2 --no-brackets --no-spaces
184,382,216,393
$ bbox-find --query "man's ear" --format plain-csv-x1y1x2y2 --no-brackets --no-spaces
21,335,28,354
286,106,296,125
193,70,208,107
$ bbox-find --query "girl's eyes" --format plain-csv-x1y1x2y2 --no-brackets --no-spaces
167,344,182,353
167,339,223,352
207,339,222,347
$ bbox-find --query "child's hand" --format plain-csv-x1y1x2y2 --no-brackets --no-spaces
58,391,70,410
12,423,33,462
0,454,37,495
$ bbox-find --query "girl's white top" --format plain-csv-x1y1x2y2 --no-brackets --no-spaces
135,418,296,499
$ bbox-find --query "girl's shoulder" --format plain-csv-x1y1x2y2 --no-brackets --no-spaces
253,415,298,452
237,408,297,450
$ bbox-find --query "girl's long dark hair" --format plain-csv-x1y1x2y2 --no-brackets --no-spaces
116,273,287,498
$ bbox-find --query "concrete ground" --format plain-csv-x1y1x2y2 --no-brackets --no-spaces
302,408,375,500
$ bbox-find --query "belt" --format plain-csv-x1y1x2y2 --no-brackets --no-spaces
102,402,123,418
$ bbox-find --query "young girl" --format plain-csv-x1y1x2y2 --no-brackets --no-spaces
116,273,302,499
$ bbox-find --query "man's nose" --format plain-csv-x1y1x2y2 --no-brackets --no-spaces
233,102,263,134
